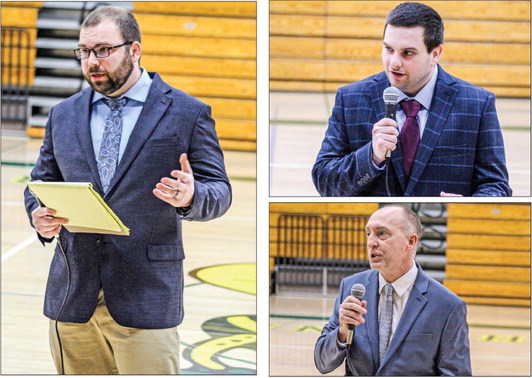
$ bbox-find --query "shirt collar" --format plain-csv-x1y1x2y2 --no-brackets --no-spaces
378,262,418,298
92,67,152,104
396,65,438,111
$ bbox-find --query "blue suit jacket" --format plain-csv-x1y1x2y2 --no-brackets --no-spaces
314,264,472,376
24,72,231,329
312,66,511,196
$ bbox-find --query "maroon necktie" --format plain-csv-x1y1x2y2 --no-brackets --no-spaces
399,100,421,179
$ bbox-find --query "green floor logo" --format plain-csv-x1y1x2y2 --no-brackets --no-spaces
182,315,256,374
11,174,30,183
190,263,256,295
479,334,525,343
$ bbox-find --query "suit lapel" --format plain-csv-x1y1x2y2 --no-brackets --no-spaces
405,66,458,195
377,265,429,372
371,77,387,122
364,271,380,372
74,89,104,192
371,75,407,192
105,73,173,197
346,270,380,375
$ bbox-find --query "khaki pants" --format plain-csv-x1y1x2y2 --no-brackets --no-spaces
49,290,180,374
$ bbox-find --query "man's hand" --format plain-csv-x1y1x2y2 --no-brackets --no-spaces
372,118,399,165
153,153,195,208
31,207,69,239
440,191,463,197
338,295,368,343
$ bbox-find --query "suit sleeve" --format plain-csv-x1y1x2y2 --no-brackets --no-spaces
471,92,512,196
312,89,384,196
437,300,472,376
23,106,64,245
314,279,348,373
181,104,232,221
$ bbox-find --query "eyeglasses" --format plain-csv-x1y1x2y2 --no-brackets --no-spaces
73,42,132,60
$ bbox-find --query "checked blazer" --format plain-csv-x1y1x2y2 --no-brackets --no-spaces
312,65,511,196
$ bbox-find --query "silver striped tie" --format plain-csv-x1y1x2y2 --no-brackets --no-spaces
378,283,393,364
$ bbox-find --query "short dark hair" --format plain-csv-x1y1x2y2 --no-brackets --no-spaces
384,2,444,52
82,6,141,44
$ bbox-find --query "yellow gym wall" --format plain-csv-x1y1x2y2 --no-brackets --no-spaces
1,1,256,152
270,203,531,307
134,2,256,152
270,1,531,98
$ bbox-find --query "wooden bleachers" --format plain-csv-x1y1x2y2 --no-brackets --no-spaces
1,2,41,87
270,203,531,307
269,203,378,275
270,1,531,98
133,2,256,151
444,204,531,307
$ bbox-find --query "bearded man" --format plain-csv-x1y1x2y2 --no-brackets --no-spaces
24,6,231,374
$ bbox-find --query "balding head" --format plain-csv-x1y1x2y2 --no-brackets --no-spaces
365,205,421,282
376,205,421,238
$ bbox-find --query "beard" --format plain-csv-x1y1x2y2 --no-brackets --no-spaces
84,52,134,96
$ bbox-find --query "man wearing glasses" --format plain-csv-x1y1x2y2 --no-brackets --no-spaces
24,6,231,374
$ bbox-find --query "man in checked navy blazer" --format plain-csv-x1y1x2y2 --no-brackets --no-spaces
24,6,230,374
314,206,472,376
312,2,511,197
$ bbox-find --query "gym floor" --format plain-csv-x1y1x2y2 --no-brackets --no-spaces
270,295,531,376
1,135,256,374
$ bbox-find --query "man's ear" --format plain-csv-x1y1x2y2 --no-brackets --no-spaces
130,41,142,64
431,44,443,66
408,234,418,249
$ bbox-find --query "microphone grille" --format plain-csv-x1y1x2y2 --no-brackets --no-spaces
383,86,399,104
351,283,366,299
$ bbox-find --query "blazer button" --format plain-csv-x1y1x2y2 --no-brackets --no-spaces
96,239,101,245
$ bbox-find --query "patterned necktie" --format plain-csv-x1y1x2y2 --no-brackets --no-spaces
378,283,394,364
97,97,127,193
399,99,421,180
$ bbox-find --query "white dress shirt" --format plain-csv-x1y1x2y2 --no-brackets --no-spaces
378,263,418,341
337,263,418,348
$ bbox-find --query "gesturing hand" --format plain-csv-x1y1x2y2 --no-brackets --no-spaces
440,191,463,197
153,153,195,208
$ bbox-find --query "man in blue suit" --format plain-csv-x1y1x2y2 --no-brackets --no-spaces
314,205,472,376
312,2,511,196
24,6,231,374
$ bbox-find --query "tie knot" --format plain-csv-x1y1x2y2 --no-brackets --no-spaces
103,97,127,112
400,99,421,117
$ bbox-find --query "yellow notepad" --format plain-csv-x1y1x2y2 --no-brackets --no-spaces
27,181,130,236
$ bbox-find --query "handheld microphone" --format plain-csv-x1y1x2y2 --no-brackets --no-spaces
382,87,400,158
346,283,366,349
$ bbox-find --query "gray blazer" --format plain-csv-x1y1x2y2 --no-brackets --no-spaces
24,72,231,329
314,264,472,375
